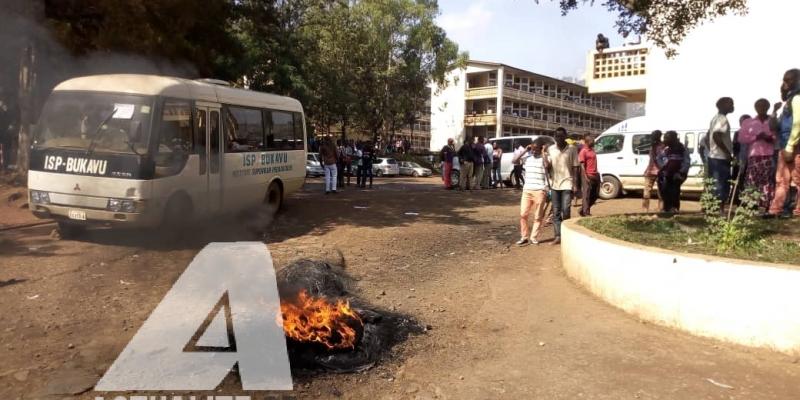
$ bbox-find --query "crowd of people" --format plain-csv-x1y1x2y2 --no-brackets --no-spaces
694,68,800,217
439,127,599,246
317,137,378,194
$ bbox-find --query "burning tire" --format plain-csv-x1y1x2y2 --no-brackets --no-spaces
277,259,422,373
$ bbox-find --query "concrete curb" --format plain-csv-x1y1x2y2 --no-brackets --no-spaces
561,218,800,355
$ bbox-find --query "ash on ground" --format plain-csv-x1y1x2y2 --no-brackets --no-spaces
276,259,423,373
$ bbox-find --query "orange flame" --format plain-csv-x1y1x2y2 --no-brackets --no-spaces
280,290,363,350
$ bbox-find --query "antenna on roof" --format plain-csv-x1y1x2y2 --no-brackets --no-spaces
195,78,231,87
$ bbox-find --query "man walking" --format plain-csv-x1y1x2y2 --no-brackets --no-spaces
767,69,800,218
482,137,493,189
458,138,475,191
707,97,735,209
320,137,338,194
546,127,580,245
579,136,600,216
511,143,526,189
440,138,456,190
516,138,550,246
642,130,664,212
472,137,487,190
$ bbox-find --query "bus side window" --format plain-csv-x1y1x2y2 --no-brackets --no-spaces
512,138,532,150
685,132,696,152
494,139,512,153
271,110,294,150
195,108,207,175
293,112,304,150
225,106,264,152
210,110,220,173
155,100,192,170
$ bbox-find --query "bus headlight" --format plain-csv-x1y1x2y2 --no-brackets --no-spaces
107,198,137,213
30,190,50,204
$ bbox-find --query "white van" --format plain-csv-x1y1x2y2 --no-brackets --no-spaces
488,135,555,184
595,116,705,199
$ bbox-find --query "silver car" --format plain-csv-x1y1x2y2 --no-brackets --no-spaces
373,158,400,177
306,152,324,177
398,161,432,177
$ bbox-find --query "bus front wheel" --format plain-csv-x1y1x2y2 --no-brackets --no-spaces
57,221,86,239
599,175,622,200
161,193,193,229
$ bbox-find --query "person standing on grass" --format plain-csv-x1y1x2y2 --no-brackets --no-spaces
516,137,550,246
492,142,503,188
440,138,456,190
579,136,600,217
643,130,664,212
320,137,338,194
546,127,580,245
472,137,487,190
657,131,689,212
738,99,776,211
766,68,800,218
458,138,475,191
707,97,735,209
483,138,493,189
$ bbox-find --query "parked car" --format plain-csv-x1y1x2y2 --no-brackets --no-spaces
398,161,432,177
373,158,400,177
306,152,324,177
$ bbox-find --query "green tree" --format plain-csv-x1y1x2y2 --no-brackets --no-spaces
552,0,748,56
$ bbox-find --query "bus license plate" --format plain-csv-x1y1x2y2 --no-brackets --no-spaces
68,210,86,220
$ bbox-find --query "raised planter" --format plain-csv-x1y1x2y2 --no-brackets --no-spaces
561,218,800,355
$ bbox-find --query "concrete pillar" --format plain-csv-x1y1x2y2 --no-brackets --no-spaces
495,66,504,138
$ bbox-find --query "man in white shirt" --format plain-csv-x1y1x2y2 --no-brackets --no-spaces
516,138,550,246
511,144,527,189
546,127,580,245
707,97,735,207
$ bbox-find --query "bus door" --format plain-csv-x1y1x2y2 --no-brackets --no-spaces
194,105,223,214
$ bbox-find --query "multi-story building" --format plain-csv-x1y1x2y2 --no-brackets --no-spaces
429,60,626,151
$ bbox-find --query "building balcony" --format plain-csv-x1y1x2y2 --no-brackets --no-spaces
465,86,625,120
585,45,648,102
464,113,497,126
502,114,606,135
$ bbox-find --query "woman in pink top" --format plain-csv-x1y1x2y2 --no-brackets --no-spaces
642,130,665,212
737,99,776,209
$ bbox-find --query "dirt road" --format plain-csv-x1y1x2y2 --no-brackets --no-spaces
1,177,798,399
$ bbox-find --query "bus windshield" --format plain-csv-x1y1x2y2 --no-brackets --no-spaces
33,91,154,155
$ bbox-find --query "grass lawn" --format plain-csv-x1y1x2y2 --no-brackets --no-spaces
579,214,800,267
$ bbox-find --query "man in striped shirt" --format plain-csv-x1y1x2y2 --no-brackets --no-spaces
517,138,550,246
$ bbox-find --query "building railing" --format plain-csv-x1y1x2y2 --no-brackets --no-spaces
592,46,648,80
464,114,497,125
465,86,625,120
463,112,607,134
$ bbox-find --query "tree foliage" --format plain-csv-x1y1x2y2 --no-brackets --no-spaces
553,0,749,56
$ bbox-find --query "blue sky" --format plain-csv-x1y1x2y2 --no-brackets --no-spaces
436,0,626,80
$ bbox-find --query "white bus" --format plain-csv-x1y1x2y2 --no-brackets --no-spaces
27,74,306,235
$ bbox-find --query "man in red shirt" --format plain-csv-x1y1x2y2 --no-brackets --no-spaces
579,136,600,216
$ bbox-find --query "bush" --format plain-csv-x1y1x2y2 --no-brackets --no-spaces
700,177,763,253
